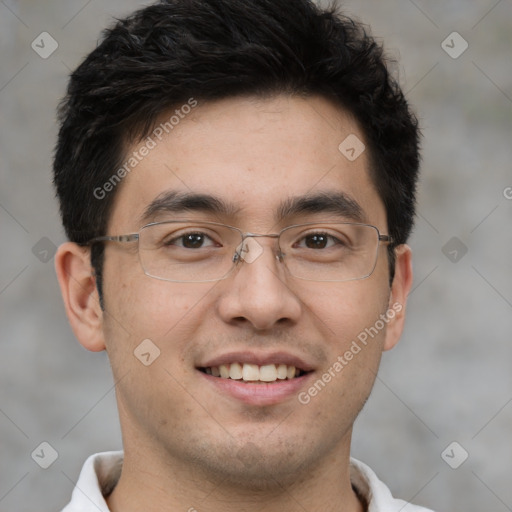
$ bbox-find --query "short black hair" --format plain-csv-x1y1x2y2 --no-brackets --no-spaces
53,0,420,300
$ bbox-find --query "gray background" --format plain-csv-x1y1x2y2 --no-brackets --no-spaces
1,0,511,511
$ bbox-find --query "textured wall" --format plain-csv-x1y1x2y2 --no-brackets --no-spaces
1,1,511,511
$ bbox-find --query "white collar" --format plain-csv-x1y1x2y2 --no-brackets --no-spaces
61,451,435,512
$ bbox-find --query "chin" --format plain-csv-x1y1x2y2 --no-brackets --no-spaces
181,435,327,491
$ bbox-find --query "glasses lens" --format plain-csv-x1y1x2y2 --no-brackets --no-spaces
279,223,380,282
138,221,241,282
136,221,381,282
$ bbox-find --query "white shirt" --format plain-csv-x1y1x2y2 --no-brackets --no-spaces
61,451,436,512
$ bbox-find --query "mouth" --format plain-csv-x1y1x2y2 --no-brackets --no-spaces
198,363,310,383
196,352,315,405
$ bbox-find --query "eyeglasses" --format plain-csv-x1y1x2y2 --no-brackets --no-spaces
86,220,393,283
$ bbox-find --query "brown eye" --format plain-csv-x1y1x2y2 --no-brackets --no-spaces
295,233,343,250
182,233,206,248
165,232,217,249
304,234,329,249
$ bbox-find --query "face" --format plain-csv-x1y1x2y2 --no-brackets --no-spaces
79,95,409,486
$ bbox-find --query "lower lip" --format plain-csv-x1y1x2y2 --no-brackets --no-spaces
198,370,313,406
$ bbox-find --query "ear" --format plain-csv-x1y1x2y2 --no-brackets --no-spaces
55,242,106,352
383,244,413,351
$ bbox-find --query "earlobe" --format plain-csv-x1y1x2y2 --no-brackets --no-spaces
55,242,106,352
383,244,413,351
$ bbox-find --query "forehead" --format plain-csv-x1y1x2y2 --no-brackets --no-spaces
108,95,386,232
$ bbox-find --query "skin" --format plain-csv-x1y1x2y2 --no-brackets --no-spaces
56,95,413,512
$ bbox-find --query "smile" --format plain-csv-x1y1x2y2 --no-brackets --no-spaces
199,363,308,382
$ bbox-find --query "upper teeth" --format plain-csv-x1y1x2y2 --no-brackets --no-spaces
204,363,299,382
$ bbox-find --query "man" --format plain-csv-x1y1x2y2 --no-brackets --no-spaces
54,0,433,510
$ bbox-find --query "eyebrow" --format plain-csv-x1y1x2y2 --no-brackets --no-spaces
276,191,366,224
140,190,366,225
140,191,242,224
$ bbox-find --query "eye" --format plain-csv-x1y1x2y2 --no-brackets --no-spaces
166,232,218,249
295,233,343,250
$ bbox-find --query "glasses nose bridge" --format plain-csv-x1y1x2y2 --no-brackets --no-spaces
242,232,280,240
242,232,281,250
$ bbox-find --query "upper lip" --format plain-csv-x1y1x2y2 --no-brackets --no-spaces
199,350,315,372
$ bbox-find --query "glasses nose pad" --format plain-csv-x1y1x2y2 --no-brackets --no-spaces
232,239,245,264
234,238,264,264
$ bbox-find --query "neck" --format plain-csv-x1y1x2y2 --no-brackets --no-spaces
106,439,365,512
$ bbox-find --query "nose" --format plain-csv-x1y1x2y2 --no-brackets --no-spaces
216,236,302,331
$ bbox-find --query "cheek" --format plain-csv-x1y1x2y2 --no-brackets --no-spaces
299,279,389,389
101,259,212,368
103,252,202,332
100,275,205,425
298,281,390,415
300,277,390,343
